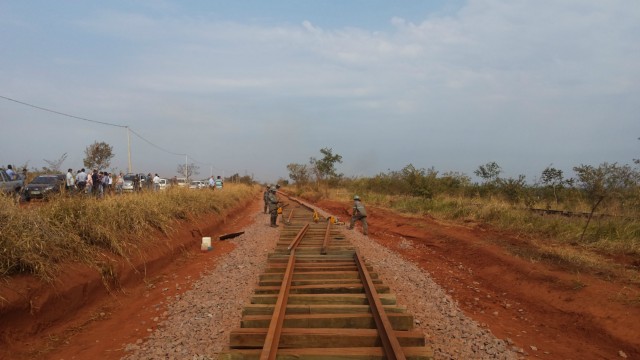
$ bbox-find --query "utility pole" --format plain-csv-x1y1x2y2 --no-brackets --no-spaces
185,155,189,181
126,126,132,173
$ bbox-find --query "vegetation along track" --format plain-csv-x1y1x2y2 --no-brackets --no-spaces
220,196,433,360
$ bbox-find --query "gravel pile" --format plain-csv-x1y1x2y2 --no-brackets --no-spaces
121,206,519,360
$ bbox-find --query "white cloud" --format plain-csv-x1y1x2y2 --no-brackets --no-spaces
2,1,639,181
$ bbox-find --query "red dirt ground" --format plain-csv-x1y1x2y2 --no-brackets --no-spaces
317,200,640,360
1,197,639,360
0,198,262,360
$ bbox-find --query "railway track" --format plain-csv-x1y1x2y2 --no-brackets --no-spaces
219,197,433,360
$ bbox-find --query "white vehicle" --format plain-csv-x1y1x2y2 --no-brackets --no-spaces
189,180,206,189
175,177,188,188
158,178,169,190
122,173,142,192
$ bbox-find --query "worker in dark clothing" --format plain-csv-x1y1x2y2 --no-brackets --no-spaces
348,195,368,235
263,185,270,214
267,186,280,227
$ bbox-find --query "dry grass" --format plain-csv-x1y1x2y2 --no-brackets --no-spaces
314,188,640,280
0,184,258,281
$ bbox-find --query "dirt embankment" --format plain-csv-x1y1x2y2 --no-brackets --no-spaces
0,196,259,360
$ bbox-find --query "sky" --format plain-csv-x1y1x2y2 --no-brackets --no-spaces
1,0,639,183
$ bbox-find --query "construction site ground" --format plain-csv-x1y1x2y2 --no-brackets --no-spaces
0,197,638,359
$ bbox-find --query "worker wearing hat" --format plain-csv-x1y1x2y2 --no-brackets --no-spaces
348,195,368,235
267,186,281,227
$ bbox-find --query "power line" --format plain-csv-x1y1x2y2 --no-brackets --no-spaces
0,95,126,128
1,95,226,174
1,94,187,158
189,156,217,168
128,128,185,157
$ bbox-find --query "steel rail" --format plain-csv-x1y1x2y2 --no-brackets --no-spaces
287,208,295,224
321,221,332,255
259,248,297,360
287,223,310,252
354,250,407,360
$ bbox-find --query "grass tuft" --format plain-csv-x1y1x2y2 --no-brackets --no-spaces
0,184,257,281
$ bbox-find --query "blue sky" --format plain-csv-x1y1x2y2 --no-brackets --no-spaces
1,0,639,182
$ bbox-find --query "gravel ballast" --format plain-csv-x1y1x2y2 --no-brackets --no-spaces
121,206,519,360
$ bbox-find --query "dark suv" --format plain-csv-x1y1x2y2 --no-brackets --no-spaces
23,174,66,201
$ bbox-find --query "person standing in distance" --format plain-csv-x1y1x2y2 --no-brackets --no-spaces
5,165,16,180
263,185,270,214
267,186,280,227
153,173,160,192
65,168,75,193
348,195,368,235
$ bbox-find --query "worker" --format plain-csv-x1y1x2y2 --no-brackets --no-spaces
348,195,368,235
267,186,281,227
263,185,270,214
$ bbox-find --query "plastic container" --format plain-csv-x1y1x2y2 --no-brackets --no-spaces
201,237,212,251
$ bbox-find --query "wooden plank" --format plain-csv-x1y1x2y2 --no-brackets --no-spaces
220,231,245,240
259,271,378,281
219,346,434,360
266,266,362,272
230,328,426,348
258,279,382,287
267,262,357,268
241,313,413,330
251,293,397,306
264,265,371,273
242,304,407,316
255,284,390,295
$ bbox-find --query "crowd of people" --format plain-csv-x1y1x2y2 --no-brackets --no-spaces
63,169,195,197
61,169,223,198
65,168,124,197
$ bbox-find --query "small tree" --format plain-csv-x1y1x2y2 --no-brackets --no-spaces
497,175,527,204
177,163,200,180
573,162,637,241
309,147,343,184
400,164,435,198
287,163,310,186
83,141,114,170
474,161,502,183
540,166,566,206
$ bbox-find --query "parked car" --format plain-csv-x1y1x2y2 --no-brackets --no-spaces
0,169,24,196
175,177,188,188
23,174,65,201
189,180,206,189
158,178,170,190
122,173,144,192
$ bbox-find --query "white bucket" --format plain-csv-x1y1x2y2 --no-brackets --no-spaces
201,237,212,251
